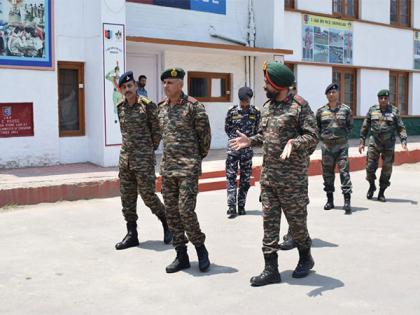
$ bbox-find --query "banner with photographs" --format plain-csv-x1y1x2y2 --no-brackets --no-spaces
0,0,53,69
103,23,125,146
302,14,353,65
415,31,420,70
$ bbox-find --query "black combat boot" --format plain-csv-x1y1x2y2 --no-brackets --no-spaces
250,253,281,287
324,193,334,210
158,214,173,244
115,222,139,250
166,246,190,273
227,205,237,219
238,205,246,215
377,188,386,202
367,182,376,199
279,232,296,250
343,193,352,215
195,244,210,272
292,247,315,278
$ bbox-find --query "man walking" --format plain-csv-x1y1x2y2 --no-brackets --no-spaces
359,89,408,202
230,61,318,286
225,86,260,218
115,71,172,250
316,83,353,214
158,68,211,273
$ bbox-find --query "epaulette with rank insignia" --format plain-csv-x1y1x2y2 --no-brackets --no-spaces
139,96,151,105
117,100,125,108
187,96,199,104
293,94,306,106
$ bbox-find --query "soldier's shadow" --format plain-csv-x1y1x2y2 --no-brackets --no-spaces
383,198,418,205
311,238,338,248
244,210,262,216
281,270,345,297
183,263,239,277
137,240,172,252
332,206,369,213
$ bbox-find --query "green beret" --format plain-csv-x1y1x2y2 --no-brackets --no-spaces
160,68,185,81
263,61,295,90
377,89,390,97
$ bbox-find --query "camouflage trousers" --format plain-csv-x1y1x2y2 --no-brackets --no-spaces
366,142,395,188
261,184,311,254
161,175,206,248
321,142,352,194
225,151,253,208
119,167,165,223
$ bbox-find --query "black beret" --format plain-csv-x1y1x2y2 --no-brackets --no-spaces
160,68,185,81
325,83,339,94
238,86,253,100
118,71,135,87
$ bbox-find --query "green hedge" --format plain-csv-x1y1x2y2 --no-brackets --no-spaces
350,117,420,139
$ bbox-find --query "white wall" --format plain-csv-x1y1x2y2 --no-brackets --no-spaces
297,0,332,15
414,0,420,29
358,69,389,116
353,22,413,69
163,50,246,149
411,73,420,115
296,64,332,111
126,0,249,45
360,0,390,24
254,0,285,49
283,11,302,62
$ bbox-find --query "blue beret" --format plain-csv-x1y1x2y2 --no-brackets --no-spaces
238,86,253,100
325,83,339,94
118,71,135,87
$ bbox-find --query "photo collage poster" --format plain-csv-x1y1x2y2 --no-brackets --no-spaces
302,14,353,65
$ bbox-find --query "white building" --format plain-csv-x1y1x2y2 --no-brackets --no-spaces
1,0,419,168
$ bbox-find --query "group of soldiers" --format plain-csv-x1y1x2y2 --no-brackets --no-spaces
114,61,408,287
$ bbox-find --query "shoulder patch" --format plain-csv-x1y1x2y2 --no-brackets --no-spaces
293,95,306,106
187,96,199,104
139,96,151,105
117,100,125,108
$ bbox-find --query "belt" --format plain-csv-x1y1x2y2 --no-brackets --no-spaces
323,138,347,145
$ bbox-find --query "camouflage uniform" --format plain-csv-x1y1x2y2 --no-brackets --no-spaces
158,93,211,249
225,105,261,208
117,96,165,223
360,104,407,189
250,93,318,254
316,103,353,194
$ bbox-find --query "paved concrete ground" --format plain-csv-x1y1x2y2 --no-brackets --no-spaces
1,163,420,315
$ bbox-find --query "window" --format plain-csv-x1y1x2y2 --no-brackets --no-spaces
285,0,295,9
188,72,231,102
58,61,85,137
390,0,411,27
332,0,358,19
332,68,357,114
389,71,409,115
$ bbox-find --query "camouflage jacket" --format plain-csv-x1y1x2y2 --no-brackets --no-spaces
158,93,211,177
117,96,161,170
360,104,407,146
316,103,353,144
250,93,319,187
225,104,260,156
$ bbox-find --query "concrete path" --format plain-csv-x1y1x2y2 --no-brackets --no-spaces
1,163,419,314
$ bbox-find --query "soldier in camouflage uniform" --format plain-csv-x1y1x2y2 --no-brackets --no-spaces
359,89,408,202
225,86,260,218
230,61,319,287
316,83,353,215
115,71,172,250
157,68,211,273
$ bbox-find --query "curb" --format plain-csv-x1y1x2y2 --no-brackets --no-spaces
1,149,419,207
